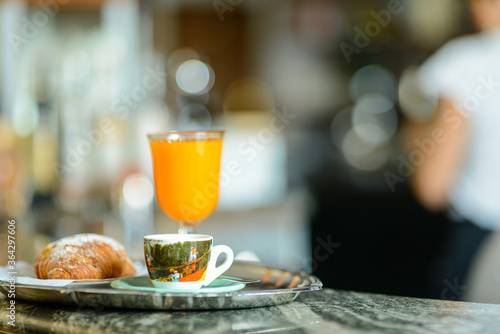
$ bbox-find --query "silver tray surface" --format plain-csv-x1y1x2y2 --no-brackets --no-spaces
0,262,322,310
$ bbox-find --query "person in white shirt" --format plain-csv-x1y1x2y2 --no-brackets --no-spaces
409,0,500,299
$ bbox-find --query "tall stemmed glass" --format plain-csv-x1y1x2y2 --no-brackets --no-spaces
148,131,224,234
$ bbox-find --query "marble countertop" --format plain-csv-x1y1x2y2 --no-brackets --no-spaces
1,289,500,334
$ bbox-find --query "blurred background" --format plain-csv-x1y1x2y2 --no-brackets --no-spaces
1,0,499,302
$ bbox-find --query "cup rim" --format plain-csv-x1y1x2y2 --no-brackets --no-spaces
144,234,213,242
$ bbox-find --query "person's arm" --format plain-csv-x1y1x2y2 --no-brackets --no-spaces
406,97,470,211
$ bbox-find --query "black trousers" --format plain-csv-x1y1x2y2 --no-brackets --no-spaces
429,220,491,301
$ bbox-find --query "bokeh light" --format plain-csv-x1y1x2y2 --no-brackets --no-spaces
352,93,397,146
331,94,395,172
348,64,397,102
175,59,214,95
341,128,390,171
122,174,154,210
399,66,437,123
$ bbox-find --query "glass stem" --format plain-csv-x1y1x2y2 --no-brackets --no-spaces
178,224,195,234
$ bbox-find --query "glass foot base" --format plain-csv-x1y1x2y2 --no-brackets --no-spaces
178,226,195,234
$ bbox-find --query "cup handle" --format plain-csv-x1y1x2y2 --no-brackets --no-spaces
203,245,234,286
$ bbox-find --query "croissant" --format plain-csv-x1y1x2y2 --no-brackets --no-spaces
34,233,137,279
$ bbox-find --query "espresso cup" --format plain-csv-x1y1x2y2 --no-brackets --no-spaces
144,234,234,290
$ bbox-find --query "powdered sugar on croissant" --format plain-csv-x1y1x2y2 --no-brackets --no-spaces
34,234,137,279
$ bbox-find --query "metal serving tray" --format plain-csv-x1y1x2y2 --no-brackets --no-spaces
0,262,322,310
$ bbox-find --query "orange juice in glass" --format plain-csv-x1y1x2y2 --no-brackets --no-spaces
148,131,224,234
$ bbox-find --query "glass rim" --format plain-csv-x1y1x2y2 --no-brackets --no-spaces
147,130,224,139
